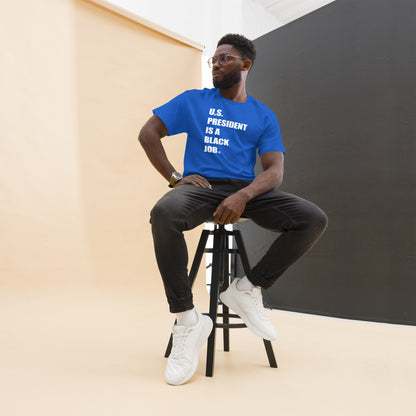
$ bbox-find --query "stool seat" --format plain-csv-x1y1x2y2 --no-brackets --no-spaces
164,222,278,377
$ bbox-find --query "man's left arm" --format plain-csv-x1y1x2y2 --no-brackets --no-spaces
213,151,284,224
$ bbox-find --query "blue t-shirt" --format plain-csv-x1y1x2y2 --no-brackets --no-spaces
153,88,285,181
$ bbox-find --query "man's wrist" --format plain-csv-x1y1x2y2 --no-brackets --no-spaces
168,172,183,188
236,188,253,203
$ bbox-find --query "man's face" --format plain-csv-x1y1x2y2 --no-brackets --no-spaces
212,44,244,89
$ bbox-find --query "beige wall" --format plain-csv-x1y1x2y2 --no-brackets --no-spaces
0,0,202,293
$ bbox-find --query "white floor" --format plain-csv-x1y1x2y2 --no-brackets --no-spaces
1,284,415,416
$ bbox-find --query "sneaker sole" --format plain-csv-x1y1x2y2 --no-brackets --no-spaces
219,291,276,341
166,316,213,386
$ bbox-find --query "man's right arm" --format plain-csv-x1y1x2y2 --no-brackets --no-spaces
138,115,176,182
138,115,212,188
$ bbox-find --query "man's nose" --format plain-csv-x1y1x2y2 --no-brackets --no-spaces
212,60,221,69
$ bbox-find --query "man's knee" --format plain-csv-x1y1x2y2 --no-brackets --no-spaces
307,205,328,236
150,197,175,227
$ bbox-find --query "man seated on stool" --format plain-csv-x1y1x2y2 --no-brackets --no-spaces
139,34,328,385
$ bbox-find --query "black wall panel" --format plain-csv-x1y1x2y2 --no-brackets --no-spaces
237,0,416,325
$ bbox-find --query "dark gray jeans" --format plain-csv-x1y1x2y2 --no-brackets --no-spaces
150,179,328,313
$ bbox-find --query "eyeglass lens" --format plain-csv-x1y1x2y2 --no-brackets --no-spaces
208,54,228,67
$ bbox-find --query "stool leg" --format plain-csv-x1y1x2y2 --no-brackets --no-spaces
233,229,251,279
233,229,278,369
222,231,230,352
263,339,278,368
222,304,230,352
189,229,210,287
164,230,210,359
205,226,224,377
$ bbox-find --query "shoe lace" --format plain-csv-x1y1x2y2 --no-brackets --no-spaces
251,291,268,319
171,332,187,360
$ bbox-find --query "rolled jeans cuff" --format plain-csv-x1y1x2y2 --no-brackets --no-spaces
247,273,273,290
168,293,194,314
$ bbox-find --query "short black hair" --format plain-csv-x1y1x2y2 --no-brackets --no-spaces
217,33,256,65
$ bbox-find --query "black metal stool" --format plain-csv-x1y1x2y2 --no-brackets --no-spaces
164,222,277,377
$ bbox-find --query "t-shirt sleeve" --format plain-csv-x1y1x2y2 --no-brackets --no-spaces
258,112,285,155
152,91,188,136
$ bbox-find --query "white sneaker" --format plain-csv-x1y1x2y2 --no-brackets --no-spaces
165,310,213,385
220,278,277,341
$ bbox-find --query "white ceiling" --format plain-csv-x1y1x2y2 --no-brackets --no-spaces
252,0,336,25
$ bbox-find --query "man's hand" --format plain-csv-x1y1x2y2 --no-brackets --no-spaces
175,174,212,189
213,192,249,225
212,152,284,224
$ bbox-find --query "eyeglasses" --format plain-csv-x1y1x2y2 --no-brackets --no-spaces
207,53,244,68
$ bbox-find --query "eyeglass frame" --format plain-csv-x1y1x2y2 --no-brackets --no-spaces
207,53,246,68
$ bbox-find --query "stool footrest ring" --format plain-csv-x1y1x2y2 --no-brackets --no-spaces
213,312,241,319
216,323,247,329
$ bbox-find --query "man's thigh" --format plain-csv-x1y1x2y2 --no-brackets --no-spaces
244,189,321,232
151,184,229,230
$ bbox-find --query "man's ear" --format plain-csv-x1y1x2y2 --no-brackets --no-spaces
242,59,252,72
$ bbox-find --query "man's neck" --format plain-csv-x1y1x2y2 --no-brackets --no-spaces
218,83,247,103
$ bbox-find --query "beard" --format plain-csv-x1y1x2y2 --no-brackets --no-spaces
213,66,242,89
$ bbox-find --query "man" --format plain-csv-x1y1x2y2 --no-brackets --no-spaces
139,34,327,385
